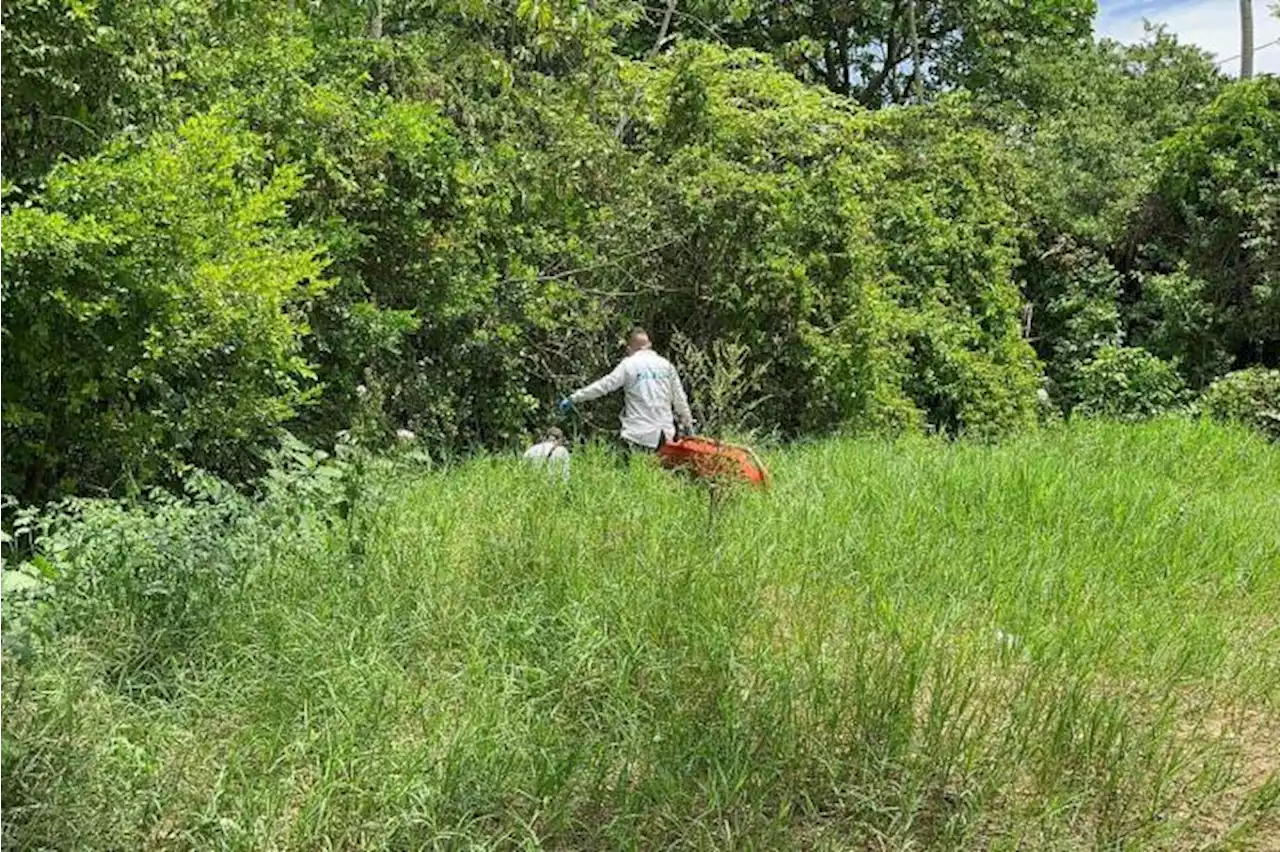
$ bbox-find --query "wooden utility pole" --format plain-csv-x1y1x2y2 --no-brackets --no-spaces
907,0,923,101
1240,0,1254,78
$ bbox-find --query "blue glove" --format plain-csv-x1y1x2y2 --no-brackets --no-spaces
557,398,574,414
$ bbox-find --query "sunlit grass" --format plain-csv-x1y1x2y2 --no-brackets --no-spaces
3,418,1278,849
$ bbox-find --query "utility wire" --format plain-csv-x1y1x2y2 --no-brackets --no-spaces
1215,36,1280,67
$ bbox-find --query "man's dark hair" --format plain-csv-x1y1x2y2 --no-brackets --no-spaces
626,327,650,346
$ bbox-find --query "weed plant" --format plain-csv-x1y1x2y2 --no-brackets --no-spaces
2,419,1278,849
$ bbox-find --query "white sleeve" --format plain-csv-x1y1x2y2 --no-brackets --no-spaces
570,361,628,404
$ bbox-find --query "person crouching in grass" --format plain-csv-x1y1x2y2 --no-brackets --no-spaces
523,426,570,482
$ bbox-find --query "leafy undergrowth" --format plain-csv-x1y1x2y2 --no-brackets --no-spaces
3,419,1278,850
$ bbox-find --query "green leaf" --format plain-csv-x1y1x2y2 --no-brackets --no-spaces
1,569,43,595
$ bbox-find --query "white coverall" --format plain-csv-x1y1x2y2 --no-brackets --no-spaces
523,440,570,481
569,348,694,449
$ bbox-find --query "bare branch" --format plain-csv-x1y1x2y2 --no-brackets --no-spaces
649,0,678,59
616,0,679,139
858,0,904,106
907,0,923,101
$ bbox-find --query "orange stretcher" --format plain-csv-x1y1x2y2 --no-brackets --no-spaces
656,436,770,489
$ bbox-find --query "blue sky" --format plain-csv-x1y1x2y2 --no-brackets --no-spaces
1096,0,1280,74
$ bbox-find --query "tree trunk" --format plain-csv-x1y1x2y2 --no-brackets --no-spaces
616,0,678,139
368,0,384,39
836,26,851,95
649,0,678,58
907,0,923,101
858,0,902,106
1240,0,1254,78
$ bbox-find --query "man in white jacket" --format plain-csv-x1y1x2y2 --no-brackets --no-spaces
559,328,694,453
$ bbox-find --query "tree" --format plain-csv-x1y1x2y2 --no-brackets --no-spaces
973,27,1222,252
1132,77,1280,376
973,28,1227,407
1,114,327,501
0,0,213,192
907,0,923,102
622,0,1095,106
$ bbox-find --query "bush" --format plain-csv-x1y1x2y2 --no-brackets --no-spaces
1,113,327,502
1128,267,1234,389
2,476,259,689
1027,246,1125,411
1200,367,1280,439
871,97,1042,438
0,431,429,687
1072,345,1187,420
0,0,211,187
1137,77,1280,372
622,45,1040,439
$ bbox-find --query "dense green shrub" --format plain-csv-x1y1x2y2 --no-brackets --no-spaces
616,45,1040,439
0,428,426,692
1,113,327,500
981,32,1231,403
619,44,912,436
1071,345,1187,421
2,478,258,688
0,0,211,188
1200,367,1280,440
871,98,1041,437
1134,77,1280,377
1029,245,1124,407
243,38,1044,452
1128,267,1235,389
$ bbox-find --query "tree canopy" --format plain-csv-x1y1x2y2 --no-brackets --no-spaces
3,0,1277,502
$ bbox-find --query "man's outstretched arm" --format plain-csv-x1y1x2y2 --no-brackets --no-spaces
567,361,627,406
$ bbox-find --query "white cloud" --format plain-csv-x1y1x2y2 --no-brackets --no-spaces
1097,0,1280,75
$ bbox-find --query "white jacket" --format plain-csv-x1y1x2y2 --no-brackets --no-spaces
523,440,570,481
570,348,693,448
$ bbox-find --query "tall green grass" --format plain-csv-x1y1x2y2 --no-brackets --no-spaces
3,419,1278,849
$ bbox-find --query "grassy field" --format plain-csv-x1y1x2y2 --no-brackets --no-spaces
3,419,1279,850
